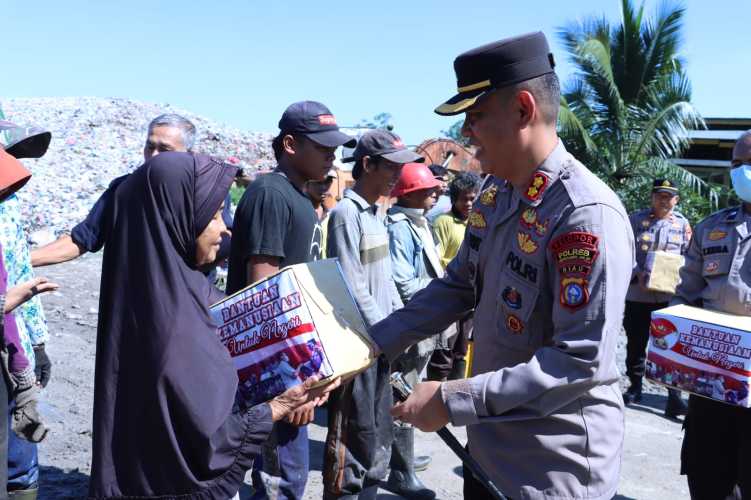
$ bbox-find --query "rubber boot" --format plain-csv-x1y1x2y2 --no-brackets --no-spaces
386,426,436,500
448,358,467,381
665,388,688,418
622,377,642,405
8,487,38,500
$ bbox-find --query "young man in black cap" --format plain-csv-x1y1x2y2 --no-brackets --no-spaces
622,179,691,417
366,32,634,500
227,101,354,500
322,129,423,500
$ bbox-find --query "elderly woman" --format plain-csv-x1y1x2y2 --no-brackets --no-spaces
88,152,337,499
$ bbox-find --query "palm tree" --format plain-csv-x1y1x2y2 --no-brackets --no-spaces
557,0,716,212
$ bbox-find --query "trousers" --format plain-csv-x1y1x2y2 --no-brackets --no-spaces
623,300,667,380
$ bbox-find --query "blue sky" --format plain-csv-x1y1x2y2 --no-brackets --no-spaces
3,0,748,145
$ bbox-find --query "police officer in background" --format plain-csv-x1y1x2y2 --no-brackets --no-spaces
368,32,634,499
622,179,692,418
672,130,751,499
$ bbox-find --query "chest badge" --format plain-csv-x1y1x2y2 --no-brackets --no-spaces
708,229,728,241
480,184,498,207
524,172,550,202
517,232,539,254
501,286,522,310
520,208,537,227
505,314,524,334
468,210,487,229
704,260,720,274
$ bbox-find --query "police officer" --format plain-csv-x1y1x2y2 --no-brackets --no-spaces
672,130,751,499
368,32,634,499
622,179,692,418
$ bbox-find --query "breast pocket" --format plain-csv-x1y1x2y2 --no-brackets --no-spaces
496,268,541,350
360,232,389,265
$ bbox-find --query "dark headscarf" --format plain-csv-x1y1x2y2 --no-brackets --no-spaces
89,152,273,499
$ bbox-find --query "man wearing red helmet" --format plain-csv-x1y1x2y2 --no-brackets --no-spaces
385,162,445,499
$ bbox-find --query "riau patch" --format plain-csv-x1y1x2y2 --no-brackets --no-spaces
708,229,728,241
524,172,550,202
480,184,498,206
560,277,589,310
506,250,539,284
501,286,522,310
517,232,539,254
506,314,524,334
550,231,599,276
703,245,729,256
704,260,720,274
468,211,487,229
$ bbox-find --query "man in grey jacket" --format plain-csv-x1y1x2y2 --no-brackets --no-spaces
368,32,634,499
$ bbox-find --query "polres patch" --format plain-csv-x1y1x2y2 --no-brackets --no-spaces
560,277,589,310
550,231,599,276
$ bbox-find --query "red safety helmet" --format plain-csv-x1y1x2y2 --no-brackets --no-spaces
391,162,441,198
0,149,31,203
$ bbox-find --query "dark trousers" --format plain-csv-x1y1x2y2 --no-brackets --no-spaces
682,395,751,499
323,356,393,498
251,422,309,500
7,401,38,489
623,300,668,381
428,315,472,380
462,448,509,500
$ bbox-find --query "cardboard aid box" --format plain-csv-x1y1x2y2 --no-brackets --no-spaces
646,304,751,407
210,259,376,408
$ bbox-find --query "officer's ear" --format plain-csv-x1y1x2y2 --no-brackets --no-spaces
515,90,536,129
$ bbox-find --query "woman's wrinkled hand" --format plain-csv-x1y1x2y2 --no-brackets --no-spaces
268,375,341,423
5,277,59,313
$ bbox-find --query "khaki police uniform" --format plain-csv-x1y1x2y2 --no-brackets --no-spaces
671,205,751,497
370,141,634,499
624,208,691,385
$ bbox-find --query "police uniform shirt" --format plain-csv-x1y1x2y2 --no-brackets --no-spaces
369,141,634,500
627,208,692,303
672,205,751,316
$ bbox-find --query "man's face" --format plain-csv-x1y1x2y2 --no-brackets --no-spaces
288,136,337,182
651,191,679,217
143,125,187,161
365,157,404,197
453,189,478,219
461,91,517,178
306,177,334,205
732,134,751,167
402,187,439,211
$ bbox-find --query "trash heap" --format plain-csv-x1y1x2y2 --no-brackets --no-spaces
2,97,275,237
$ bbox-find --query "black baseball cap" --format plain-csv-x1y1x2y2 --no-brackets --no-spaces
278,101,355,148
342,129,423,164
652,178,679,194
435,32,556,116
0,120,51,159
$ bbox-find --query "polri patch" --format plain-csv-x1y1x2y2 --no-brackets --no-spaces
517,232,539,254
549,231,599,276
524,172,550,202
506,251,539,284
560,277,589,310
501,286,522,310
506,314,524,334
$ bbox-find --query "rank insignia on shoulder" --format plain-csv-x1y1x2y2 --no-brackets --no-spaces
480,184,498,206
708,229,727,241
517,232,539,254
501,286,522,310
524,172,550,202
468,210,487,229
506,313,524,334
560,277,589,310
520,207,537,227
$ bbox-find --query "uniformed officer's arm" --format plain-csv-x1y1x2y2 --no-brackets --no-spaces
326,208,387,328
628,211,641,276
388,222,432,303
368,236,475,361
441,204,633,426
671,222,705,307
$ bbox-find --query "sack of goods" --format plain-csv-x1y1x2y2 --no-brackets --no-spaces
646,304,751,408
644,251,684,294
210,259,375,408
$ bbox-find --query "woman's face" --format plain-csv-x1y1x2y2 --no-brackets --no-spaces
195,205,230,267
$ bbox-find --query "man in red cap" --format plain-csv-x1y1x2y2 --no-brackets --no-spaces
385,162,445,499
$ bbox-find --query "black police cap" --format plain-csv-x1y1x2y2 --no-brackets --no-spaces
652,178,679,194
435,31,556,116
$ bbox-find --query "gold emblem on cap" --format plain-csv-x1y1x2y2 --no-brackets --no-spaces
662,180,671,187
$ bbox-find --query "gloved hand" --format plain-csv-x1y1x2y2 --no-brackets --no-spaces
33,344,51,388
12,384,48,442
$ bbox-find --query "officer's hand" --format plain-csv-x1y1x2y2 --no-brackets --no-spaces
390,381,449,432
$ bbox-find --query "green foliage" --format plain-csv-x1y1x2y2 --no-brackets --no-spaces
357,113,394,130
441,119,470,146
557,0,717,219
229,185,245,206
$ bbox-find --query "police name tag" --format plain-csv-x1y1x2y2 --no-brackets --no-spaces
646,305,751,408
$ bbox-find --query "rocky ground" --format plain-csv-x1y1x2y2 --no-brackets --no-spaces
34,253,689,499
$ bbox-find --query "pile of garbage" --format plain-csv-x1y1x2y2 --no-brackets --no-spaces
2,97,274,237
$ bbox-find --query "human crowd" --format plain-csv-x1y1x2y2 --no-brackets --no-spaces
0,30,749,500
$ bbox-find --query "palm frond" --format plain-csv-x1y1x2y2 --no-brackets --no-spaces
639,1,686,97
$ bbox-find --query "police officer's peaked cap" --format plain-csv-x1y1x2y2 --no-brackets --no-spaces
652,178,679,194
435,31,556,116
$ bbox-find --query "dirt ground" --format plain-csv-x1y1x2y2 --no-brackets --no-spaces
34,253,689,499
